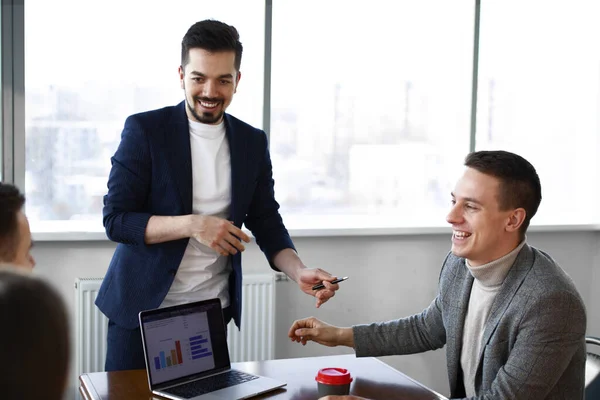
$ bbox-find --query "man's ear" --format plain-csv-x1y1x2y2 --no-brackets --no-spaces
506,208,527,233
234,70,242,94
178,66,185,89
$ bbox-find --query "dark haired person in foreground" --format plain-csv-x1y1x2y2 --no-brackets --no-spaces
0,267,70,400
0,182,35,269
289,151,586,400
99,19,341,371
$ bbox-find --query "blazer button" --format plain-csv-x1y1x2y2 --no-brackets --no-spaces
169,270,177,276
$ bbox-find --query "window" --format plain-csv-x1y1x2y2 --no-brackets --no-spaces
270,0,475,229
24,0,264,231
476,0,600,224
10,0,600,236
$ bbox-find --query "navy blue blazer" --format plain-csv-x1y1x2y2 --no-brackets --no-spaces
96,101,295,330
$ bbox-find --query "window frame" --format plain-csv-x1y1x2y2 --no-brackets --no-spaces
4,0,598,241
1,0,25,186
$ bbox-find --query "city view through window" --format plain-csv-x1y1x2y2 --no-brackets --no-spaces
25,0,264,230
476,0,600,225
24,1,600,232
270,1,472,229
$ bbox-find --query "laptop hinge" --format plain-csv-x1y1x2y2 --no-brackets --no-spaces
153,367,232,391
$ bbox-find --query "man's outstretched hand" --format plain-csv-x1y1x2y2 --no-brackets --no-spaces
297,268,340,307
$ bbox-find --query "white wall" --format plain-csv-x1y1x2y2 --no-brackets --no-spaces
32,230,600,397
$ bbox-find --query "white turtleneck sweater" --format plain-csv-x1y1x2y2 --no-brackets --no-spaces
160,119,232,309
461,240,526,397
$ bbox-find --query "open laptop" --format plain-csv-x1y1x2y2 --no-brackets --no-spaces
139,298,286,400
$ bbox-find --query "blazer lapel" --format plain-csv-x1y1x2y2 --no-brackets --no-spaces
225,114,247,225
165,101,193,214
476,245,535,368
446,258,474,395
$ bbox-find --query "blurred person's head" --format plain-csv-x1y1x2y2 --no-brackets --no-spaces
179,19,243,125
446,150,542,266
0,183,35,269
0,267,70,399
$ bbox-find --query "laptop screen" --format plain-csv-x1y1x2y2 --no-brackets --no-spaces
139,298,231,387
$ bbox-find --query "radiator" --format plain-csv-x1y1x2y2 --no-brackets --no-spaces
74,277,108,380
226,273,275,362
74,273,275,378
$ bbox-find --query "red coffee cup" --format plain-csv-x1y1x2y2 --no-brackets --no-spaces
316,367,353,396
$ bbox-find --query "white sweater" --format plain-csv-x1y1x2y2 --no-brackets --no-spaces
160,119,232,309
461,241,526,397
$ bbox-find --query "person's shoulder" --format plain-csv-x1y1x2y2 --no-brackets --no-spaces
518,246,586,324
224,114,265,137
528,245,568,279
125,102,184,128
524,245,583,301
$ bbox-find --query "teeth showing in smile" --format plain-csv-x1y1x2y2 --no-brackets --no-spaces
200,101,218,108
453,231,471,239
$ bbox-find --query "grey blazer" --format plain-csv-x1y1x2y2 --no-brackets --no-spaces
353,244,586,399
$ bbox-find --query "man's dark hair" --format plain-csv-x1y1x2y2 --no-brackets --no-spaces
0,183,26,262
0,269,70,399
465,150,542,236
181,19,243,71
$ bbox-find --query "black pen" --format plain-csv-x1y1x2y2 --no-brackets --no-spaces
312,276,349,290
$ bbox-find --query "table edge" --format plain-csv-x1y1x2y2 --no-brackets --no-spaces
79,373,101,400
370,357,448,400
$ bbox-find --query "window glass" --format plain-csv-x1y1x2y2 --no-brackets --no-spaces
270,0,475,229
476,0,600,224
25,0,264,229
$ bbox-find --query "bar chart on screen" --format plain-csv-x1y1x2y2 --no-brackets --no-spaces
154,339,184,370
153,334,213,369
153,334,214,370
144,311,216,382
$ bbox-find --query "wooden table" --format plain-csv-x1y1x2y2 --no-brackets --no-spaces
79,354,447,400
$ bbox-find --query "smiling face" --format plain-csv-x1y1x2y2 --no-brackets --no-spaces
179,48,240,124
446,167,524,266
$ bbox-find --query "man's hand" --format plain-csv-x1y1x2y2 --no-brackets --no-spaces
297,268,339,308
189,215,250,256
271,249,341,308
288,317,355,348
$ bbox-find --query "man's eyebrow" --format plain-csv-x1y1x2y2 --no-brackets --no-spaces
189,71,234,79
450,193,483,205
461,196,483,205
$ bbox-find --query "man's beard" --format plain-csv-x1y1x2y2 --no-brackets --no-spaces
186,96,224,124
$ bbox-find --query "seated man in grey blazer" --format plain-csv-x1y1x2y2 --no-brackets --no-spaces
289,150,586,400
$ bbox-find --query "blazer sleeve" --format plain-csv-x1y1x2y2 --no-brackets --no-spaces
352,294,447,357
353,253,453,357
243,133,295,268
464,290,586,400
103,116,153,245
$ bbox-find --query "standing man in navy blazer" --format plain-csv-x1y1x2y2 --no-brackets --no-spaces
97,19,341,371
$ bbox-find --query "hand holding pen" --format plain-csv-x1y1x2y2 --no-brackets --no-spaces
312,276,349,291
296,269,346,308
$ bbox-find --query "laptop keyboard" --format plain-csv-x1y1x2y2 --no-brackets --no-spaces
163,370,260,398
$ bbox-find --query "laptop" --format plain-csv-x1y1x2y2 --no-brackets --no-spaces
139,298,286,400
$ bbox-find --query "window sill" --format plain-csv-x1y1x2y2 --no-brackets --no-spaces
31,222,600,242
